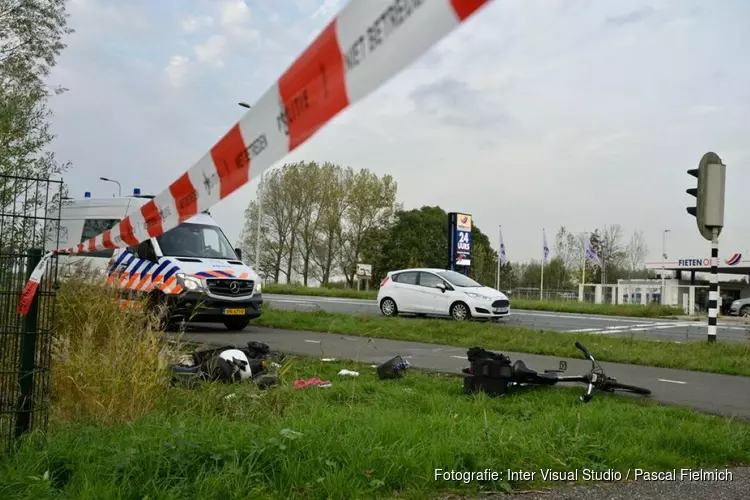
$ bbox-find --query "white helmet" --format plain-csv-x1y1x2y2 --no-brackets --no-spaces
218,349,252,381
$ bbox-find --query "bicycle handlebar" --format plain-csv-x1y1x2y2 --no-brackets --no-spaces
575,341,592,361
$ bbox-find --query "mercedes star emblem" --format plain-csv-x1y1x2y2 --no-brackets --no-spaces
229,281,240,294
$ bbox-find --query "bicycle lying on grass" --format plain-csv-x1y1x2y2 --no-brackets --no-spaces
463,341,652,402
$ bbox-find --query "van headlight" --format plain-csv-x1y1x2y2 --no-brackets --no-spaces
255,281,262,293
466,292,491,301
176,273,204,291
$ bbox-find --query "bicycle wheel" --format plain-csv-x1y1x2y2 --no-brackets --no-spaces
605,381,651,395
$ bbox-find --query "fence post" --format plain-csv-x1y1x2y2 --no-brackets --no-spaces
14,248,43,440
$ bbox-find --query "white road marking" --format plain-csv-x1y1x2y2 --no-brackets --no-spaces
626,322,696,332
658,378,687,385
569,321,699,335
451,355,467,360
304,340,320,344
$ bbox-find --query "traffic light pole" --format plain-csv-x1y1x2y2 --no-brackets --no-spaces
685,152,726,342
707,227,719,343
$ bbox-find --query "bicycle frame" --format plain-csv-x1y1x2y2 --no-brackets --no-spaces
507,342,608,402
464,341,650,403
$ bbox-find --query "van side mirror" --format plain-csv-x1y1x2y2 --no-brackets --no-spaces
234,248,242,260
436,282,446,293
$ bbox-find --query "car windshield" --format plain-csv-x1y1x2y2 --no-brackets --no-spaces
156,223,238,260
437,270,482,288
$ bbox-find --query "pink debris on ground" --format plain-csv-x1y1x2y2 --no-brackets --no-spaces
294,378,332,389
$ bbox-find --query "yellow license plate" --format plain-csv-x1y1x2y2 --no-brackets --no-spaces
224,308,245,315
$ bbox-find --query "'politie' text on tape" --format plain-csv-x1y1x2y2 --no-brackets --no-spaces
17,0,492,315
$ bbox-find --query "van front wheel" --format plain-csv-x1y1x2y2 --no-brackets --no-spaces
223,318,251,331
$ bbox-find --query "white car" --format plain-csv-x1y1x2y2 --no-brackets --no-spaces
376,268,511,321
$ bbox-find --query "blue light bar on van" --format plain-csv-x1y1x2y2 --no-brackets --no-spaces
133,188,141,195
84,191,91,198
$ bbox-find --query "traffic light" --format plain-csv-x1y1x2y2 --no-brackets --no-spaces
686,152,726,241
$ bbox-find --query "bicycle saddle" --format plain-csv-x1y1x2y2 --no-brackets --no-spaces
512,360,537,378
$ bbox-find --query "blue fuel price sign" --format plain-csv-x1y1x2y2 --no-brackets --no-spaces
448,212,472,272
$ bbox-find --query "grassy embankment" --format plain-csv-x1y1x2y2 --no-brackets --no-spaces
263,283,685,318
1,281,749,499
254,307,750,377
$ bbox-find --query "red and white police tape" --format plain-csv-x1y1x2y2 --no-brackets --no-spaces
16,0,492,315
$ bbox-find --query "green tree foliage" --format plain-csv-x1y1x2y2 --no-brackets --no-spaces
1,0,73,251
359,206,502,288
361,206,448,283
1,0,72,179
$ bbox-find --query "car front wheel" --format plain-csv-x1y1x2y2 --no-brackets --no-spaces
380,298,398,317
741,305,750,318
450,302,471,321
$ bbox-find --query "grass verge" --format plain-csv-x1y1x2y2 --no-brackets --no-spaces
2,357,749,499
263,283,685,317
254,307,750,377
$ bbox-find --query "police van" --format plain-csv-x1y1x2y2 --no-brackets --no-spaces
51,188,263,330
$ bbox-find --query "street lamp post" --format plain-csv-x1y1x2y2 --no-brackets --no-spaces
254,173,263,272
661,229,671,305
237,102,262,272
99,177,121,197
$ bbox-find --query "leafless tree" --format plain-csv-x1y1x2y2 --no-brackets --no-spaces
626,229,649,278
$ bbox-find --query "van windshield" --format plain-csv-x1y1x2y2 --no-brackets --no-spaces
156,223,238,260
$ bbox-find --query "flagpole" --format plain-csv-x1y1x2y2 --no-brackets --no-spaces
496,225,501,290
540,228,545,301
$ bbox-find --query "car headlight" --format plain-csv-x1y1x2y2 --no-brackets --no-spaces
176,273,204,291
466,292,491,301
255,281,262,293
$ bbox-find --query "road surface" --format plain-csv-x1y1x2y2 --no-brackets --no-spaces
182,325,750,421
264,293,750,343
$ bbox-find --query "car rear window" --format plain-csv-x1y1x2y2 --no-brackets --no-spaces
393,271,418,285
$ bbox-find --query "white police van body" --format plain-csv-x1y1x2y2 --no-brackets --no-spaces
53,189,263,330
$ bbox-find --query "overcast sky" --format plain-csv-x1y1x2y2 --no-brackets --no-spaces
46,0,750,266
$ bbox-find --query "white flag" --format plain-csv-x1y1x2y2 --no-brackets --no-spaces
543,229,550,264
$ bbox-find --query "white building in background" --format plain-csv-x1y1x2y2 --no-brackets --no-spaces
579,250,750,314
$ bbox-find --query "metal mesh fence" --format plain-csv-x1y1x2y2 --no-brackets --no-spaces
0,174,62,453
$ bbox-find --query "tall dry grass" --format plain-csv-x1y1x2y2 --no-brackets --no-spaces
51,266,180,425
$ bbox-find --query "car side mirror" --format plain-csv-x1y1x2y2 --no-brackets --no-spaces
436,283,446,293
234,248,242,260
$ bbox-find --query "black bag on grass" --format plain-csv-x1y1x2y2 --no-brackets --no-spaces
463,347,513,397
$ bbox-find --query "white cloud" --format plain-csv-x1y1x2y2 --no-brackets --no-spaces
689,104,722,115
219,0,251,27
194,35,227,65
312,0,342,20
181,16,214,34
163,55,190,88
